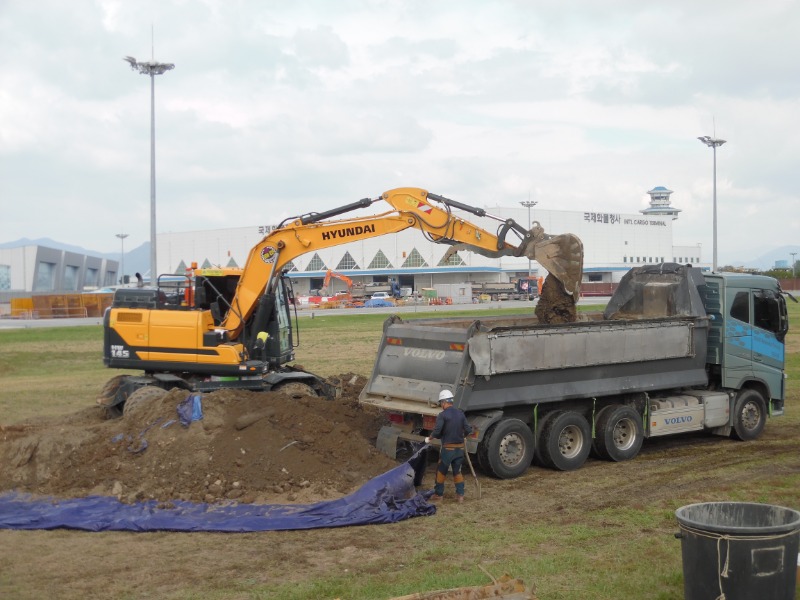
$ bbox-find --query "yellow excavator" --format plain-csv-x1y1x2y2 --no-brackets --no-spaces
98,187,583,416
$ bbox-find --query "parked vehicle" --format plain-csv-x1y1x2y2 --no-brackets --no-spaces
359,263,791,478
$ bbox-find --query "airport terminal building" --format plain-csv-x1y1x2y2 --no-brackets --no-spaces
157,186,704,295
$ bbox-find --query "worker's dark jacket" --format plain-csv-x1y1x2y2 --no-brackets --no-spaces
431,405,473,446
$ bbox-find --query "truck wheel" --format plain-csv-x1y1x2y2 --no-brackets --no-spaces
533,412,560,468
123,386,167,418
97,375,127,419
273,382,317,399
539,411,592,471
592,405,643,462
477,418,534,479
731,389,767,441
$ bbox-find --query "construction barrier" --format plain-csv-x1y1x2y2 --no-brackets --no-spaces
7,293,113,319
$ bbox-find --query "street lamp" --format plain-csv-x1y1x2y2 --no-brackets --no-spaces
791,252,797,286
697,135,727,272
124,54,175,285
115,233,129,285
520,199,538,277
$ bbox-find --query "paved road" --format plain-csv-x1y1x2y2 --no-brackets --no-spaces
0,297,607,330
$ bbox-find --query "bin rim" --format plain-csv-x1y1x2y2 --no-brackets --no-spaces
676,501,800,536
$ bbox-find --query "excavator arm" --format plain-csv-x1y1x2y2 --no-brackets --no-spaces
223,187,584,340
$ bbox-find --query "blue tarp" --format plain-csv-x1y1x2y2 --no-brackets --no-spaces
0,449,435,532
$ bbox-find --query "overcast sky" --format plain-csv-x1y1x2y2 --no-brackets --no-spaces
1,0,798,265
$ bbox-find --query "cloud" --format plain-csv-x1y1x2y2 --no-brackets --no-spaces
0,0,797,262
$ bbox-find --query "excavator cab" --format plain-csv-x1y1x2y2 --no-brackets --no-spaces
243,273,296,368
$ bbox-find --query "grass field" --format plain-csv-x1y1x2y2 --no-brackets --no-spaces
0,302,798,599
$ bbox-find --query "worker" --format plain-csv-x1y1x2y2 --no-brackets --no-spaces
425,389,473,503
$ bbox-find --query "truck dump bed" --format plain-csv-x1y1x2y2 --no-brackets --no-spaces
359,264,711,414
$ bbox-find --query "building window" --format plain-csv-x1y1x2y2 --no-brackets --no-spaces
0,264,9,290
367,250,393,269
438,252,465,266
63,265,79,291
623,256,627,263
336,251,360,270
85,268,98,288
401,248,428,268
305,254,327,272
174,260,188,275
282,261,297,272
34,262,56,292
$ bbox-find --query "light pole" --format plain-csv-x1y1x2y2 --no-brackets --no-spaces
115,233,129,285
791,252,797,289
124,54,175,285
520,199,538,278
697,135,726,272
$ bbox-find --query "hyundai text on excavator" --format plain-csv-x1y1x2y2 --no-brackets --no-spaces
97,187,584,416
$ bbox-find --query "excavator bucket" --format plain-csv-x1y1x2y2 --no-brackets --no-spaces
522,224,584,296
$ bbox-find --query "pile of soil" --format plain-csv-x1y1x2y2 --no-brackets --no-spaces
535,274,577,324
0,374,399,505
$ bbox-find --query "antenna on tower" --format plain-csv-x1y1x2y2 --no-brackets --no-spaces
151,24,154,61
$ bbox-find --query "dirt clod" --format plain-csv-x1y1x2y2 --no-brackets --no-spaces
535,274,577,324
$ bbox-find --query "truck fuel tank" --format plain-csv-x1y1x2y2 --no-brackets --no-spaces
648,390,730,437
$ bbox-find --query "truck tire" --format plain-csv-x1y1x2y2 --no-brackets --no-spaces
592,404,643,462
539,411,592,471
476,418,534,479
731,389,767,441
123,386,167,418
533,411,560,469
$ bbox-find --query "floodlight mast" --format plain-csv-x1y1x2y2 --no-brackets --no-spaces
697,135,726,272
124,55,175,285
115,233,129,284
520,199,538,277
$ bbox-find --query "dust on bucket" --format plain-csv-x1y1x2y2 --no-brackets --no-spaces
675,501,800,600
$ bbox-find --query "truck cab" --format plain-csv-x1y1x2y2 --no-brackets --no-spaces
702,272,789,413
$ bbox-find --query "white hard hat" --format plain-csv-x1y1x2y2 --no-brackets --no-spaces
438,389,454,404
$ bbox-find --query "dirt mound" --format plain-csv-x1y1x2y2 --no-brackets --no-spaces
0,374,398,505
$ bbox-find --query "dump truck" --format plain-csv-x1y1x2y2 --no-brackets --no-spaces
359,263,791,478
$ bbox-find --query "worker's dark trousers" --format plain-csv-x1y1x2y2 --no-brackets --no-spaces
434,447,465,497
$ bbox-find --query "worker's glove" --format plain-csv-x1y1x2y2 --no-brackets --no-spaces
424,437,431,444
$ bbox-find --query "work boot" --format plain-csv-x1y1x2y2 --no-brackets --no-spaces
429,494,443,502
456,495,465,504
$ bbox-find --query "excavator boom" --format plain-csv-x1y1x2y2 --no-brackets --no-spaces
225,187,585,337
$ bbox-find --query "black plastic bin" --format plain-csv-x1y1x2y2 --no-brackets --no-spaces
675,502,800,600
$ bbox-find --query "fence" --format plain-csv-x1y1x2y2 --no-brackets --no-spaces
8,293,113,319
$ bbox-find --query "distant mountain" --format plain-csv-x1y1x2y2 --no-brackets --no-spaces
728,245,800,270
0,237,107,257
0,237,150,278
